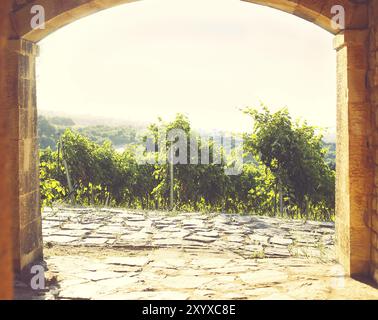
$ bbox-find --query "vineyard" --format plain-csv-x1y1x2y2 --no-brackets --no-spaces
39,107,335,221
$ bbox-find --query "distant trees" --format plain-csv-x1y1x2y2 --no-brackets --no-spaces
38,115,60,149
37,115,138,150
39,109,336,221
77,125,137,146
49,116,75,127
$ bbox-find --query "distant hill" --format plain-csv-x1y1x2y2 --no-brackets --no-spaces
322,129,336,143
38,109,148,130
39,109,337,142
37,114,140,150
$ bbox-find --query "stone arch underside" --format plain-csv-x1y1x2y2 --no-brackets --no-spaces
10,0,369,41
0,0,376,297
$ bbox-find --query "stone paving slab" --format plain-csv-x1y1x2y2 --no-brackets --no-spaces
14,247,378,300
41,207,336,260
13,207,378,300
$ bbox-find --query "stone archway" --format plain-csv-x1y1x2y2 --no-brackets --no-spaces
0,0,377,299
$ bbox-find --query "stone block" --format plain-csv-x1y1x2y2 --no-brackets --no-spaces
19,190,40,228
372,213,378,234
372,196,377,211
0,107,18,139
373,267,378,284
372,230,378,250
18,78,36,109
372,246,378,266
19,138,38,173
348,69,368,104
19,162,38,195
19,105,37,140
20,217,43,262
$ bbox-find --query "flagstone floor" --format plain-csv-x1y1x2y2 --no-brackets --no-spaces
14,207,378,300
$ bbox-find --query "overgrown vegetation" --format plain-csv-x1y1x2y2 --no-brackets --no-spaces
39,107,336,221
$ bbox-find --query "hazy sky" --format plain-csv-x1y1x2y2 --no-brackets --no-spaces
36,0,336,133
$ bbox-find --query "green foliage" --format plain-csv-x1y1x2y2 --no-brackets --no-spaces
39,148,66,208
39,109,336,221
323,142,336,170
243,105,335,220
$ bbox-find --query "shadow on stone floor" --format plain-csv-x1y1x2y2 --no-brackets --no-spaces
14,260,62,300
13,247,378,300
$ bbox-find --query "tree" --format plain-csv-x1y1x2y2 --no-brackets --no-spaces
243,105,335,219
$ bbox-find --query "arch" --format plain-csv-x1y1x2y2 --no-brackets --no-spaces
0,0,376,296
10,0,368,42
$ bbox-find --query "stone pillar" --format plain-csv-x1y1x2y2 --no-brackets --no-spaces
369,0,378,284
0,0,15,300
13,38,43,272
334,29,373,277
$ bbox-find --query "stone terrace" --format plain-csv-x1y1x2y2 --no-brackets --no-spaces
14,207,378,300
41,207,335,260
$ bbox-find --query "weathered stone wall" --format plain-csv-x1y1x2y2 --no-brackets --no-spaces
334,28,373,277
14,39,43,272
0,0,15,301
369,0,378,284
2,37,42,274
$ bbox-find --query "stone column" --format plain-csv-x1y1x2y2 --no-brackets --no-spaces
334,29,373,277
0,0,15,300
369,0,378,284
9,38,43,273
